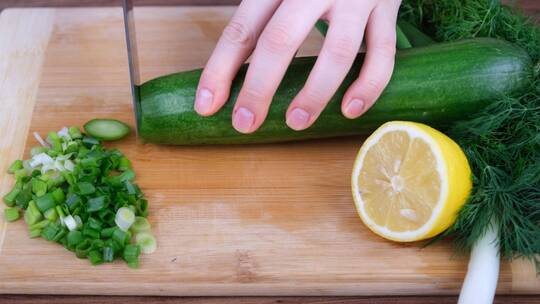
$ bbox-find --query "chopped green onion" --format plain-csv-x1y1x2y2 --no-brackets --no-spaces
101,227,116,238
15,188,32,209
65,193,81,211
75,239,91,258
30,219,50,230
118,157,132,171
87,217,102,231
82,227,100,239
91,239,105,250
24,201,42,225
64,142,79,154
123,244,140,268
44,208,58,222
112,228,129,245
41,223,60,241
30,147,48,157
87,196,107,213
47,131,62,152
135,232,157,254
3,187,20,207
4,207,20,222
115,207,135,232
15,168,27,181
8,160,23,174
82,136,100,148
53,228,67,243
76,182,95,195
31,179,47,197
29,228,42,238
102,247,114,263
63,215,79,231
88,250,103,265
55,205,66,219
66,230,83,250
35,193,56,212
51,188,65,204
136,199,149,217
131,217,151,233
68,126,82,139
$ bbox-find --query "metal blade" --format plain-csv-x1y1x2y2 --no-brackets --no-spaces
122,0,141,133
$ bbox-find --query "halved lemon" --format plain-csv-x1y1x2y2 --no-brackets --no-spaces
351,121,472,242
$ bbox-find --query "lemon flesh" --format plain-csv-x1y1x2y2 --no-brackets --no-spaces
351,121,472,242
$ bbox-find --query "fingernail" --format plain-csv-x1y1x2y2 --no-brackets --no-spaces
194,88,214,115
233,107,255,133
286,107,311,131
344,98,365,118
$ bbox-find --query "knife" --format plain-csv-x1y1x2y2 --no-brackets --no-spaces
122,0,141,134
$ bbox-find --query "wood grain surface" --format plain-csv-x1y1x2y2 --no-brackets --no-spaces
0,3,539,304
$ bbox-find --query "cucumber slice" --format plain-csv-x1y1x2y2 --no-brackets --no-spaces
83,119,130,141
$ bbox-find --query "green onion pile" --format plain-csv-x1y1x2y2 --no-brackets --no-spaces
2,125,156,268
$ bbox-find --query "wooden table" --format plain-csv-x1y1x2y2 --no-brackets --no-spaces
0,1,538,304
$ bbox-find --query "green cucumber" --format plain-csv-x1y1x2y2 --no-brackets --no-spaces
84,119,131,141
138,38,533,145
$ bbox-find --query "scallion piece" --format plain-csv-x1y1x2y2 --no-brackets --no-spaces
35,193,56,212
82,227,100,239
65,193,81,211
8,160,23,174
76,182,95,195
31,179,47,197
135,199,149,217
131,217,151,233
68,126,82,139
30,147,48,157
75,239,92,258
87,217,102,231
44,208,58,222
87,196,107,213
24,201,42,225
82,136,100,148
115,207,135,232
30,219,50,230
41,223,60,241
29,228,42,238
15,188,32,209
101,227,116,239
14,169,27,181
4,207,20,222
63,215,79,231
118,157,132,171
53,228,67,243
3,187,20,207
88,250,103,265
102,247,114,263
123,244,140,268
135,232,157,254
66,230,83,250
112,228,129,245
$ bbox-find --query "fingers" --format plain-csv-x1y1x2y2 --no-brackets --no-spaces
285,1,371,130
195,0,281,116
342,0,401,119
232,0,330,133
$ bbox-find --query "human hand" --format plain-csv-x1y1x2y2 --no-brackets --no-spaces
195,0,401,133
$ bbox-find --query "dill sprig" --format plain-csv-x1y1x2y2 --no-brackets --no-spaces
400,0,540,272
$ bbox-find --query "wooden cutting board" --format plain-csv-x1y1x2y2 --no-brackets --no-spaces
0,7,538,296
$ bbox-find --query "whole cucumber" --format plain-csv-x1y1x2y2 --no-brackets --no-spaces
138,38,532,145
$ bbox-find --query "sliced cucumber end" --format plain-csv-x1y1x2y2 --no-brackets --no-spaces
83,119,131,141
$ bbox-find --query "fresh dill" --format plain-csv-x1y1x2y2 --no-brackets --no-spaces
400,0,540,272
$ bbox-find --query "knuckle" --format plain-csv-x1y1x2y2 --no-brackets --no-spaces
242,85,266,102
326,35,358,63
371,39,397,59
222,20,254,47
302,87,328,107
259,23,293,54
362,78,384,97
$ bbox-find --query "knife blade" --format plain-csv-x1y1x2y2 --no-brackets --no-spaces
122,0,141,133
